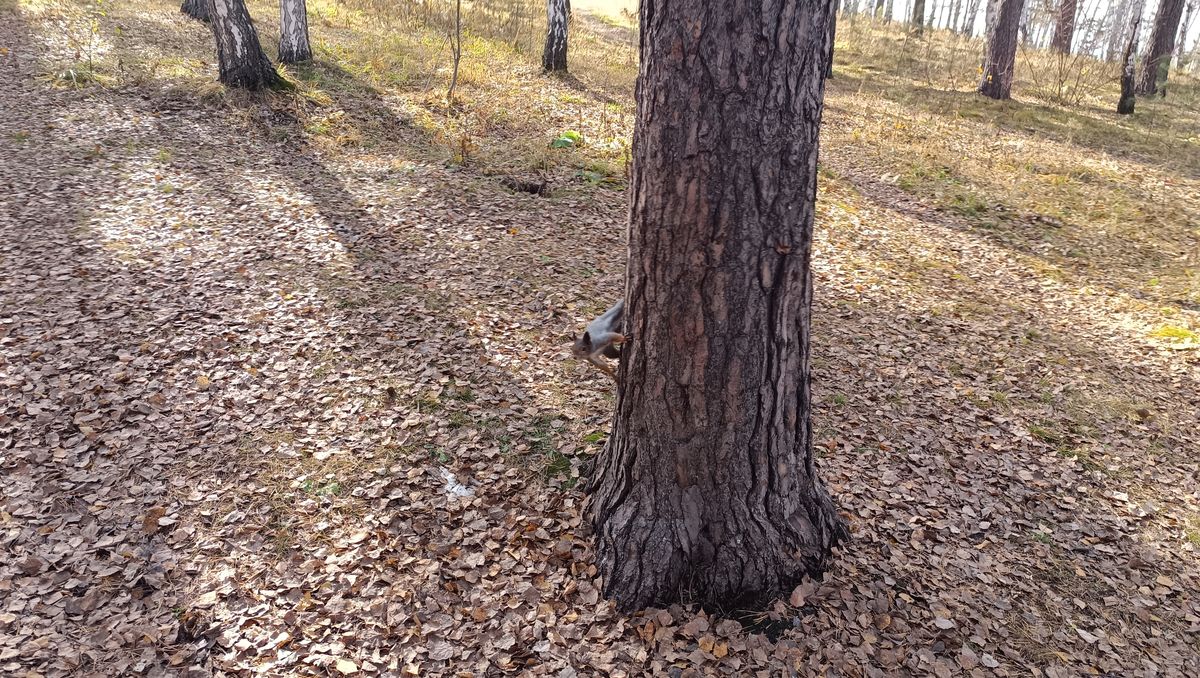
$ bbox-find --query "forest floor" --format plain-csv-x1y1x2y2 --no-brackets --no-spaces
2,1,1199,677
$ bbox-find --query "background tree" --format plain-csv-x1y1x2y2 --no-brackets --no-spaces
1106,0,1134,60
980,0,1026,98
828,0,840,78
1119,0,1147,111
590,0,847,612
1175,0,1197,68
279,0,313,64
1050,0,1077,52
181,0,208,22
208,0,281,89
964,0,984,34
542,0,569,72
911,0,927,33
1136,0,1186,94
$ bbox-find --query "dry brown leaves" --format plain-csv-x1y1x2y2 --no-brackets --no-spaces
1,3,1198,678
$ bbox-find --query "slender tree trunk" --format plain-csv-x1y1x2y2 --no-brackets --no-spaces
951,0,964,32
278,0,312,64
1017,1,1031,45
912,0,927,33
1119,0,1147,111
1175,0,1197,67
542,0,569,72
591,0,847,612
828,0,840,78
885,0,895,23
980,0,1026,98
875,0,887,21
447,0,462,101
1106,0,1133,60
1136,0,1186,94
181,0,209,22
208,0,280,89
964,0,984,35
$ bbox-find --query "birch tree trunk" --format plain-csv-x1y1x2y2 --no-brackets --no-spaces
278,0,313,64
591,0,847,612
1136,0,1186,94
208,0,280,90
1119,0,1147,111
1051,0,1077,52
964,0,984,35
980,0,1026,98
1106,0,1133,60
542,0,569,72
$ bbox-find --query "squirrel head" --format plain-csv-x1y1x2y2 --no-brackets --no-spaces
571,331,593,357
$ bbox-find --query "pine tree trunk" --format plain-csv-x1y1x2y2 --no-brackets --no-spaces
590,0,847,613
1051,0,1076,52
181,0,209,22
980,0,1025,99
279,0,312,64
911,0,927,33
1119,0,1147,111
951,0,963,33
885,0,895,23
1136,0,1186,94
542,0,569,72
208,0,280,90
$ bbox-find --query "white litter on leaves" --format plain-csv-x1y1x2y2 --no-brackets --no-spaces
440,468,474,497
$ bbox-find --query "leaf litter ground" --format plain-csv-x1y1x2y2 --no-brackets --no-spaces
1,4,1198,677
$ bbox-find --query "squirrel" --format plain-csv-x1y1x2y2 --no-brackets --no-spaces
571,300,625,380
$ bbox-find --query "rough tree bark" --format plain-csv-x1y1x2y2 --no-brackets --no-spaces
278,0,313,64
181,0,209,22
1119,0,1147,112
1136,0,1186,94
979,0,1025,99
208,0,280,90
542,0,569,72
1051,0,1077,53
911,0,927,33
590,0,848,612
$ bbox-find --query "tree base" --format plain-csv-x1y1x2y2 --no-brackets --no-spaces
278,46,313,65
542,56,568,73
219,60,281,91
